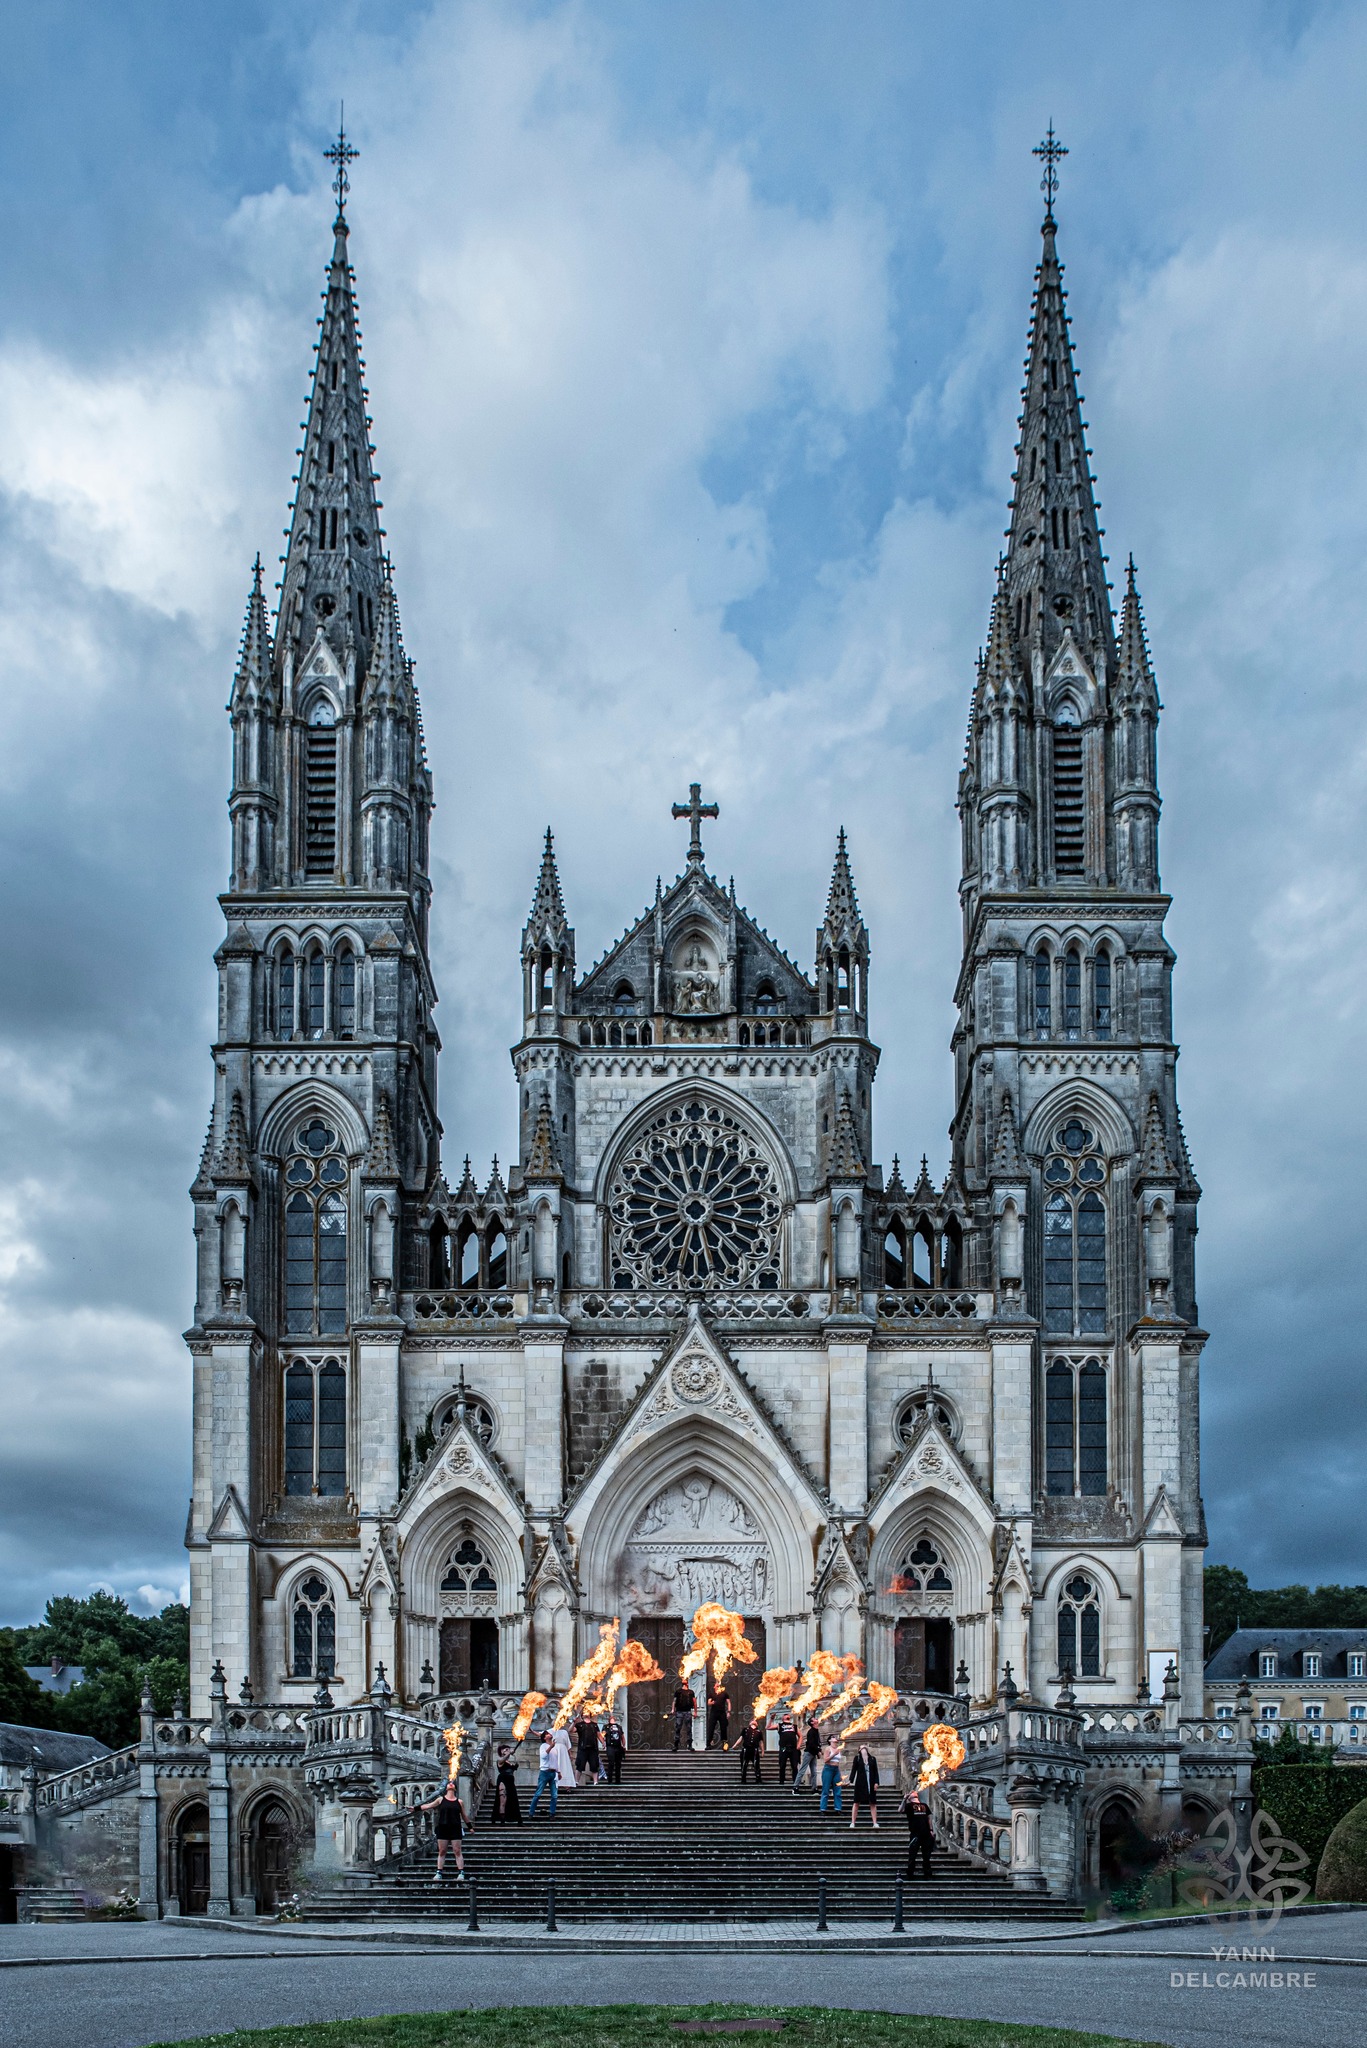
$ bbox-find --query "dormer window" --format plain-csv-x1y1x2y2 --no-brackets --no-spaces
1350,1653,1366,1679
1303,1652,1321,1680
610,981,636,1015
1260,1652,1278,1679
754,982,779,1016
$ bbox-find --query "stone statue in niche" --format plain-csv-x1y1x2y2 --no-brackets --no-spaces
673,940,719,1015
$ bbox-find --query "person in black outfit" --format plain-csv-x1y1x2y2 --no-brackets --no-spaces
902,1787,934,1876
604,1717,627,1783
775,1710,800,1785
574,1712,601,1785
738,1714,765,1782
672,1682,696,1751
792,1716,822,1793
418,1780,470,1879
846,1742,880,1828
491,1746,521,1826
706,1683,731,1749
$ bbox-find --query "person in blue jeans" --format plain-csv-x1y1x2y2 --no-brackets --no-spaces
528,1731,559,1818
819,1734,845,1812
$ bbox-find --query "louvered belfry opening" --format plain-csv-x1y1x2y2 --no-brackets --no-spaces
304,725,339,875
1052,724,1085,874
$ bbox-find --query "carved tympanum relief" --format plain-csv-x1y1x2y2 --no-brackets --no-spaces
620,1473,771,1614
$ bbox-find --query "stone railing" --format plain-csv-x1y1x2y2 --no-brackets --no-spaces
875,1290,988,1324
570,1290,816,1323
1078,1705,1165,1740
1179,1717,1238,1748
33,1744,138,1816
405,1290,518,1324
933,1781,1011,1871
1253,1718,1367,1748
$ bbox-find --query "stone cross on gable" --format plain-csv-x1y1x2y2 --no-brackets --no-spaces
671,782,719,865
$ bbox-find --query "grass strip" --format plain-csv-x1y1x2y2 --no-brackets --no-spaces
149,1999,1168,2048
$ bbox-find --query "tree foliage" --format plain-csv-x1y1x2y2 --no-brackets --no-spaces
6,1592,190,1749
1204,1565,1367,1655
1317,1795,1367,1902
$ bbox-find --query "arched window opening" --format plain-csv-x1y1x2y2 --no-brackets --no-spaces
609,1022,621,1046
1094,952,1112,1040
434,1393,495,1446
562,1249,572,1289
754,981,779,1015
836,947,852,1009
624,1023,637,1046
911,1220,935,1289
334,948,356,1038
578,1021,591,1045
594,1022,606,1046
284,1357,347,1496
1042,1122,1107,1335
486,1225,508,1289
1052,714,1085,876
284,1120,348,1335
940,1216,963,1288
896,1388,960,1447
823,949,834,1009
1045,1355,1108,1498
1057,1572,1102,1678
457,1224,480,1290
610,981,636,1015
441,1537,497,1595
291,1573,336,1678
305,949,326,1039
894,1537,954,1597
1063,948,1082,1040
883,1221,906,1288
304,702,338,877
639,1022,651,1046
739,1025,750,1046
784,1024,797,1046
276,951,296,1041
429,1219,452,1289
538,948,554,1009
1033,949,1052,1039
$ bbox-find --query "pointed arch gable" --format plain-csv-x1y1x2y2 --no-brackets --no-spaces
257,1081,369,1159
1021,1078,1135,1161
592,1079,799,1206
399,1491,526,1614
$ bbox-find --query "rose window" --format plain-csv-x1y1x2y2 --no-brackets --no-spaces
608,1099,782,1288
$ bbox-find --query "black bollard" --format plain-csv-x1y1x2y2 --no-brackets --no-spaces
892,1874,905,1932
546,1876,558,1932
816,1873,828,1931
466,1877,480,1932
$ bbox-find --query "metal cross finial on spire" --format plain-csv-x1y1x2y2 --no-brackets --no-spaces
671,781,719,865
325,108,359,225
1033,121,1067,225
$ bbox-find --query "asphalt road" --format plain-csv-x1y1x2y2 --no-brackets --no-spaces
1,1914,1364,2048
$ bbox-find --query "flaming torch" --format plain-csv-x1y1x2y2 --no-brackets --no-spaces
552,1619,621,1729
678,1604,758,1686
824,1654,867,1725
511,1690,547,1743
788,1648,846,1719
841,1681,898,1740
442,1723,463,1781
604,1638,665,1712
916,1721,966,1789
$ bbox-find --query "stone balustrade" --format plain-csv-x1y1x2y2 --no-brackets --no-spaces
33,1744,138,1815
875,1290,989,1324
933,1781,1012,1870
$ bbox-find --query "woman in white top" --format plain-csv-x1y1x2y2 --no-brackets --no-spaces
550,1722,577,1788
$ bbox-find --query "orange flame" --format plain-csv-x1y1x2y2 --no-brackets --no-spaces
605,1637,665,1710
824,1654,867,1723
552,1619,620,1728
916,1720,966,1788
678,1603,758,1686
842,1681,898,1739
512,1690,548,1742
788,1649,846,1720
442,1724,463,1781
753,1665,800,1717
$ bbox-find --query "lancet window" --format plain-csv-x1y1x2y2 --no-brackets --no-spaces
283,1358,347,1497
1093,952,1112,1039
291,1573,336,1678
1033,949,1052,1039
1042,1120,1107,1335
440,1538,497,1601
1044,1356,1108,1496
893,1537,953,1596
284,1119,348,1334
1057,1572,1102,1677
303,700,338,877
1052,714,1086,875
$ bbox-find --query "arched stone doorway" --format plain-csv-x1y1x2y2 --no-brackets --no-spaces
246,1798,294,1915
175,1802,210,1916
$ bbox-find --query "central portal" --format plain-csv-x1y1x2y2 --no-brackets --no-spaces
625,1615,768,1747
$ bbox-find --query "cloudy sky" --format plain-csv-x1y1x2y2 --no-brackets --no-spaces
0,0,1363,1624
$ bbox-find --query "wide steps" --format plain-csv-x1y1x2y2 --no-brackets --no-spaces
300,1750,1076,1923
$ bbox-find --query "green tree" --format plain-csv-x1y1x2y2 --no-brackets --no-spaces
9,1594,189,1749
1204,1566,1367,1656
0,1628,53,1729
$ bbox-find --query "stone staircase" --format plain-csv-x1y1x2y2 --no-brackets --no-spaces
301,1748,1079,1923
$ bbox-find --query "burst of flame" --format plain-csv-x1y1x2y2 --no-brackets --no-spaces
678,1603,758,1686
823,1654,867,1723
841,1681,898,1740
788,1648,846,1719
442,1724,463,1781
552,1618,621,1728
512,1690,548,1742
916,1720,967,1787
753,1665,800,1716
604,1637,665,1710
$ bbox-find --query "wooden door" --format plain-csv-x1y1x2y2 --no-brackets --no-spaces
253,1804,292,1914
925,1619,953,1696
441,1616,501,1692
895,1617,926,1692
714,1619,767,1734
626,1616,685,1749
180,1841,210,1916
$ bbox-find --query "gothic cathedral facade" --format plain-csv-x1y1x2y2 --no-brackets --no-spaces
187,187,1206,1732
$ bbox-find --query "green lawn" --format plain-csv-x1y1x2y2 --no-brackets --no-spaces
151,2003,1167,2048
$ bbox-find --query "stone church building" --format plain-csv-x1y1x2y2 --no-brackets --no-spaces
183,158,1207,1761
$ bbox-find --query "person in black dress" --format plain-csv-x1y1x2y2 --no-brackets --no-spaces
847,1742,880,1828
491,1745,521,1826
902,1787,934,1876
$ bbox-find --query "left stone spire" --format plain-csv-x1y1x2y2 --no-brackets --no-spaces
276,140,385,682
